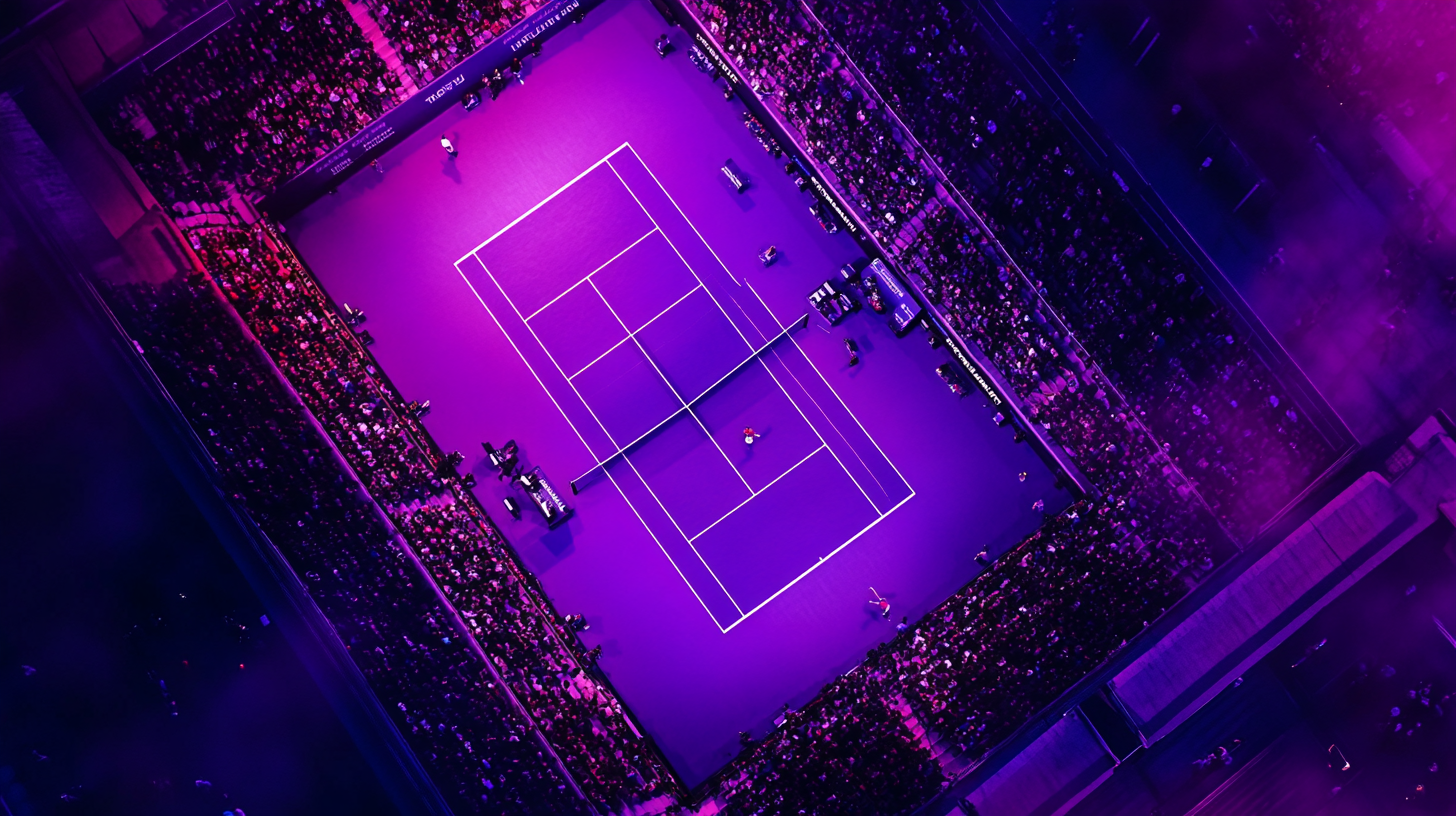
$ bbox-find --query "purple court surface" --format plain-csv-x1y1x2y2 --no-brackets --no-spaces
286,0,1069,786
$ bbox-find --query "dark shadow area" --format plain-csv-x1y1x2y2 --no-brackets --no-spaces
995,0,1456,446
0,207,394,816
1069,518,1456,815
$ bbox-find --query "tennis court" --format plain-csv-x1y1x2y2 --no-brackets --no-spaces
455,143,913,631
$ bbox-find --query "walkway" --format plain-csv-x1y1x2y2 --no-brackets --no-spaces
991,0,1456,447
345,0,418,98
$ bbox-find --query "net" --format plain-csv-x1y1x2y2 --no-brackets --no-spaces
569,313,809,493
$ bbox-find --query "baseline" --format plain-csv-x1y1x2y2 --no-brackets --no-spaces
456,141,634,262
455,253,744,629
455,143,915,632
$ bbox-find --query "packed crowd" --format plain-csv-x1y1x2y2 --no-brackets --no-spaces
83,0,1363,810
710,484,1213,814
809,0,1340,539
1270,0,1456,137
866,494,1209,760
400,499,668,800
100,0,558,203
180,215,676,807
102,0,404,201
367,0,537,84
696,0,936,242
99,273,583,815
718,667,943,815
97,222,1217,816
674,0,1274,808
118,197,949,816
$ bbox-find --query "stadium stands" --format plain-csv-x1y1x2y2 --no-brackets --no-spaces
79,0,1382,812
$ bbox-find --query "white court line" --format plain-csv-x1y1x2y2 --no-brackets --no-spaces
455,142,633,264
457,144,914,630
474,255,748,619
566,283,704,380
524,227,659,321
454,256,730,632
743,282,909,501
567,316,806,473
745,279,915,497
599,154,916,632
720,491,916,634
765,343,887,508
599,159,774,494
602,155,886,512
606,159,758,355
617,452,746,618
744,299,891,502
726,294,884,514
588,279,755,495
755,354,879,513
622,144,743,288
567,334,636,382
456,259,612,460
633,283,705,337
603,467,730,633
690,444,827,543
604,150,906,598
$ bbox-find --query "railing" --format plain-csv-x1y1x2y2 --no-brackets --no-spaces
966,0,1360,536
251,215,688,801
145,209,601,812
675,3,1095,502
257,0,597,219
82,0,237,109
790,0,1245,545
76,277,458,816
663,4,1283,808
1,83,462,816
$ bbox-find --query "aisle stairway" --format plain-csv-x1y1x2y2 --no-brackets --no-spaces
344,0,418,98
891,693,976,778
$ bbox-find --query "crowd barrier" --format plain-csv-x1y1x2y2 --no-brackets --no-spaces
258,0,599,219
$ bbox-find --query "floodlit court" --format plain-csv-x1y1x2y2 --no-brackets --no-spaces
29,0,1441,803
457,144,913,630
286,0,1067,784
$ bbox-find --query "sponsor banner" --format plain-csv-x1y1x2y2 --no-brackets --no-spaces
260,0,591,219
864,258,921,334
958,353,1005,407
670,2,1017,419
673,5,860,237
689,30,740,86
803,171,858,236
928,311,1004,407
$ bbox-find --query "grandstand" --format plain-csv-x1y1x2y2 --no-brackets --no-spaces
2,0,1456,813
